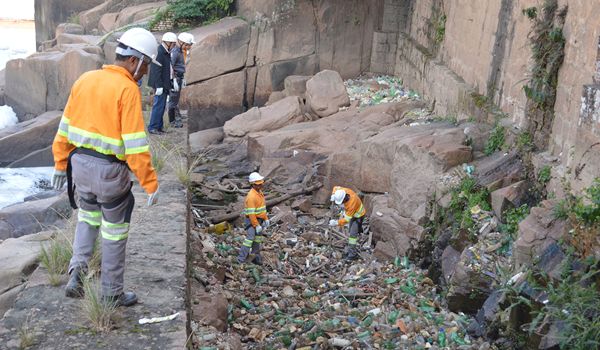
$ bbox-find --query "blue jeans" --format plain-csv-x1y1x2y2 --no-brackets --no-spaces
148,93,167,131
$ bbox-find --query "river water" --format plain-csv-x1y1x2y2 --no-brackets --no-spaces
0,20,36,70
0,16,53,209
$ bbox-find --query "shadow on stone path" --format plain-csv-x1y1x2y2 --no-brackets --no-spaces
0,124,189,349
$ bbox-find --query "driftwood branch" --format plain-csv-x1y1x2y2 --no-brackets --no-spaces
208,183,322,224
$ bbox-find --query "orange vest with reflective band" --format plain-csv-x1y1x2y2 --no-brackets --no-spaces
332,186,365,226
52,65,158,194
243,188,268,228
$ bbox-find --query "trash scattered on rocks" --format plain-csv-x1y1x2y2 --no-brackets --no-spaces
190,192,481,348
344,75,420,107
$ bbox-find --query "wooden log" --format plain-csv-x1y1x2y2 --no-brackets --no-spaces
208,183,322,223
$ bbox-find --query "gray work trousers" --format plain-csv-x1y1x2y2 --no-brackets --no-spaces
68,153,134,297
237,218,264,263
168,78,182,116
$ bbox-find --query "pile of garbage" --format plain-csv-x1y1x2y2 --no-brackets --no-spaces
344,75,420,107
190,209,486,349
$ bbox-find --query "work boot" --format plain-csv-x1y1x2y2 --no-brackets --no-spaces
237,245,251,264
251,254,263,266
102,291,138,307
172,119,183,128
65,266,86,298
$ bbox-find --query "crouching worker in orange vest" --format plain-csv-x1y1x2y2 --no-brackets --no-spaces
50,27,160,307
329,186,366,260
237,172,270,265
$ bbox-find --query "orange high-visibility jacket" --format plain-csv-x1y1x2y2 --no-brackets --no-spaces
52,65,158,194
243,188,268,228
332,186,365,226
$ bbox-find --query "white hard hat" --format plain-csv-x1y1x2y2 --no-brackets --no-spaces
332,189,346,205
178,32,195,44
162,32,177,43
248,172,264,184
116,27,160,66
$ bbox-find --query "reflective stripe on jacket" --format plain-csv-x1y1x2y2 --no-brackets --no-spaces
243,188,268,228
333,186,365,226
52,65,158,194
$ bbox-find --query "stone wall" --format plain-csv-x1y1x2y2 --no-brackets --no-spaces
381,0,600,192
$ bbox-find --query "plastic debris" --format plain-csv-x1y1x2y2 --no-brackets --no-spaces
138,312,179,325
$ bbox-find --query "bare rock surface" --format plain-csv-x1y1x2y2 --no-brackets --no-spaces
0,111,61,166
113,1,166,29
0,193,71,240
305,70,350,117
186,18,250,84
189,127,225,153
514,199,568,268
369,195,425,257
182,71,246,133
5,49,103,119
224,96,304,138
0,231,53,318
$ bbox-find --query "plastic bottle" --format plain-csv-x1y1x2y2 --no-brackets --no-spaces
438,328,446,347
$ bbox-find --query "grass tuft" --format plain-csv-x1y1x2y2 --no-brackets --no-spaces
80,278,117,332
39,231,73,286
18,317,35,349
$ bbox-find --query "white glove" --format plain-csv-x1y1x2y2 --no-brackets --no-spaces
172,79,180,92
155,87,163,96
147,185,160,206
182,79,187,88
51,170,67,190
329,219,338,227
263,219,270,228
255,225,263,234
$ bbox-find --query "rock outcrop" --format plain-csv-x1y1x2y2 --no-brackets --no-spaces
305,70,350,117
186,18,251,84
223,96,304,138
0,111,62,167
5,48,103,119
0,193,71,240
514,200,568,268
182,71,246,133
0,231,53,318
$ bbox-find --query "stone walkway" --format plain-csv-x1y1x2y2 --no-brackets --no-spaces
0,125,189,349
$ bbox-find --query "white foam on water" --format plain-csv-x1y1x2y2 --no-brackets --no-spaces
0,105,18,129
0,167,54,209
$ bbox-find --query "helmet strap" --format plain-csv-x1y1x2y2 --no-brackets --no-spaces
133,57,143,78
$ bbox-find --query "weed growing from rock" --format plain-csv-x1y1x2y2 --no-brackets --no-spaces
18,317,35,349
39,231,73,286
484,124,506,155
172,149,202,188
80,279,117,332
527,256,600,349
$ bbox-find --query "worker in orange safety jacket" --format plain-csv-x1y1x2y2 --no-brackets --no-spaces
329,186,366,260
51,27,160,307
237,172,270,265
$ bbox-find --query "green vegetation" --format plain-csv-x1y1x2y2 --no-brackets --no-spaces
151,0,234,29
553,178,600,258
501,204,530,238
484,124,506,155
81,279,117,332
527,257,600,349
434,14,447,44
39,231,73,286
516,132,533,152
18,318,36,349
522,0,567,149
448,177,491,236
538,165,552,185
